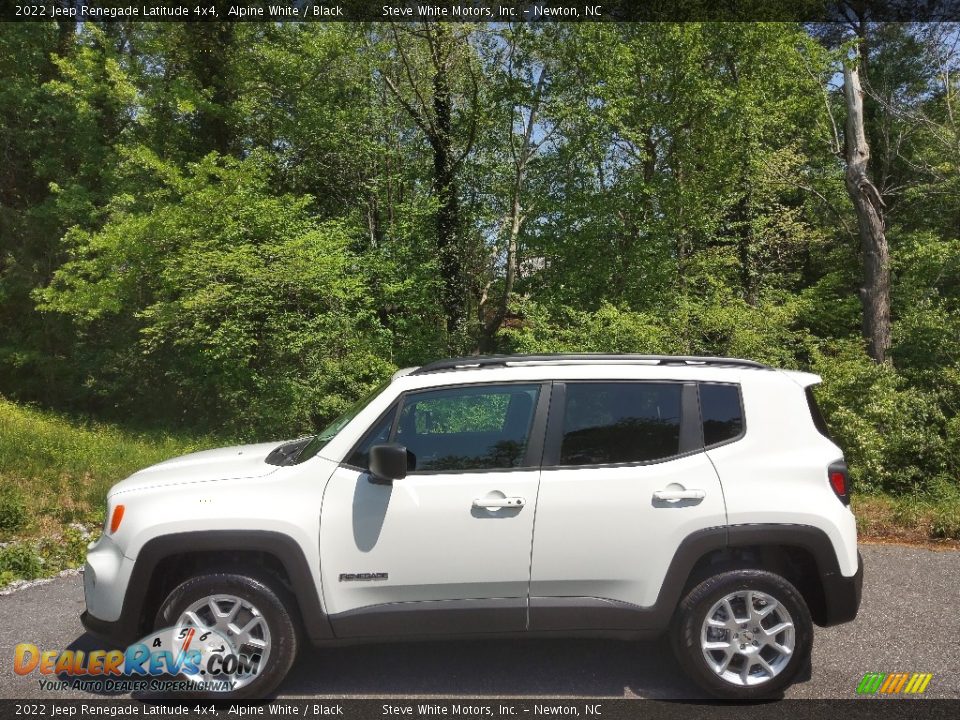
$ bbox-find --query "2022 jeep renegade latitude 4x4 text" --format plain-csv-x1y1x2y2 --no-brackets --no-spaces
81,354,863,700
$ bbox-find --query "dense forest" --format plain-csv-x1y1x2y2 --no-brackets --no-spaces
1,19,959,510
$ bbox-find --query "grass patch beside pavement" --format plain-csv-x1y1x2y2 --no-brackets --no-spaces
854,494,960,548
0,396,217,587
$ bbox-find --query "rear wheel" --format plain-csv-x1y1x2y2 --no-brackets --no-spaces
671,570,813,699
155,572,298,699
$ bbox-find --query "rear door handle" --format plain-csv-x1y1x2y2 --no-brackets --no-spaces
473,496,526,509
653,489,705,502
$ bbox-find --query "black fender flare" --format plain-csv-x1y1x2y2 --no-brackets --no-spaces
652,523,862,628
93,530,333,645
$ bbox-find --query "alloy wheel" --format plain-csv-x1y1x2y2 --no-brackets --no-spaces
699,589,795,687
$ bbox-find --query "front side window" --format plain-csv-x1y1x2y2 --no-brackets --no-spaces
560,382,683,465
700,383,744,446
396,384,540,472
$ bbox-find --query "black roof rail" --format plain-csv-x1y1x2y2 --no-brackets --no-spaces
411,353,770,375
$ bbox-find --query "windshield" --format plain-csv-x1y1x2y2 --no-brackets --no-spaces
292,380,392,464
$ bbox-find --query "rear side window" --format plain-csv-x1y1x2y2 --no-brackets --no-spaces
700,383,744,447
805,386,832,439
560,382,683,465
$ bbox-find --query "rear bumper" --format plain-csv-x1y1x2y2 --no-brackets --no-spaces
820,551,864,626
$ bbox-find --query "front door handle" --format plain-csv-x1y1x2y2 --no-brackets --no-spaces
653,488,705,503
473,496,526,509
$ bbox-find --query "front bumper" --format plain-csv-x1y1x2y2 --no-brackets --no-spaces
820,551,864,626
81,534,141,646
79,609,140,647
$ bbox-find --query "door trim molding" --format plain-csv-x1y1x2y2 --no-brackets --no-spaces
329,597,526,638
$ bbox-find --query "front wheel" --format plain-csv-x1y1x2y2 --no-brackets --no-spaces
671,570,813,700
155,572,299,699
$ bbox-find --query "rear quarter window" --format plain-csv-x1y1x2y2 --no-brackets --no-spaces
699,383,744,447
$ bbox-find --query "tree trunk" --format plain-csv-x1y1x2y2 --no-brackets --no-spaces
381,22,479,340
432,55,463,336
732,192,757,305
478,187,521,352
477,66,548,351
843,61,891,364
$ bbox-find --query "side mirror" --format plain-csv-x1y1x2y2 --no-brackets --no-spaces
368,443,408,484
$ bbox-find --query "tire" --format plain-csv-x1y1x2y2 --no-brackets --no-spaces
671,569,813,700
154,572,299,700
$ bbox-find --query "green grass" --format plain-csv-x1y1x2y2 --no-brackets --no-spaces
853,493,960,545
0,396,217,587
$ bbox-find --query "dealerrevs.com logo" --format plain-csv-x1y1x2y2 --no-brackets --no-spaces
856,672,934,695
13,626,263,693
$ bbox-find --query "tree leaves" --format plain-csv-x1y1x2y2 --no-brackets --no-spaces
0,22,958,494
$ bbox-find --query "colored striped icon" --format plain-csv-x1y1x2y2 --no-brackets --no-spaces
857,672,933,694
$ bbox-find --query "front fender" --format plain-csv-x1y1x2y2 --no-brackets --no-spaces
83,529,333,646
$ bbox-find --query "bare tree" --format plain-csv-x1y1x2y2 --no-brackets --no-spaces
478,54,551,350
843,57,892,363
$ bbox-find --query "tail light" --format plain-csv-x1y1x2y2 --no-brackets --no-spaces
828,460,849,505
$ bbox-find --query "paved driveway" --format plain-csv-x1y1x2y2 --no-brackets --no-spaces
0,543,956,699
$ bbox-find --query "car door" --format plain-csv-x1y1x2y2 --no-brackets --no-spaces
319,381,550,637
528,380,728,631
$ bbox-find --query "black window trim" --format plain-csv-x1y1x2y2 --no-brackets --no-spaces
805,385,833,440
340,401,402,471
342,379,747,474
541,380,701,470
698,381,747,450
342,380,553,476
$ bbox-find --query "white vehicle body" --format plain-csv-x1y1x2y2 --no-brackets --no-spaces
82,354,863,697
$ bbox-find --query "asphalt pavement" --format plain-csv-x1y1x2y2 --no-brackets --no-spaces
0,543,957,700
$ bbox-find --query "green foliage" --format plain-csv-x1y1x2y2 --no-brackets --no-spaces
0,544,43,584
932,505,960,540
0,487,27,533
502,293,808,367
409,390,519,434
0,396,212,587
811,342,955,495
38,151,395,437
0,529,91,589
37,525,90,572
0,21,959,558
854,493,960,542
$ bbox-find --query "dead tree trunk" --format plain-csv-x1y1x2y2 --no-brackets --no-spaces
843,60,891,364
479,67,548,351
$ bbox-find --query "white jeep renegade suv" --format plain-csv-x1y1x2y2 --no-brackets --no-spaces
81,354,863,700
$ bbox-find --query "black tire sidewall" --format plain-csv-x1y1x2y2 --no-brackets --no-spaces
155,573,299,700
672,570,813,700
